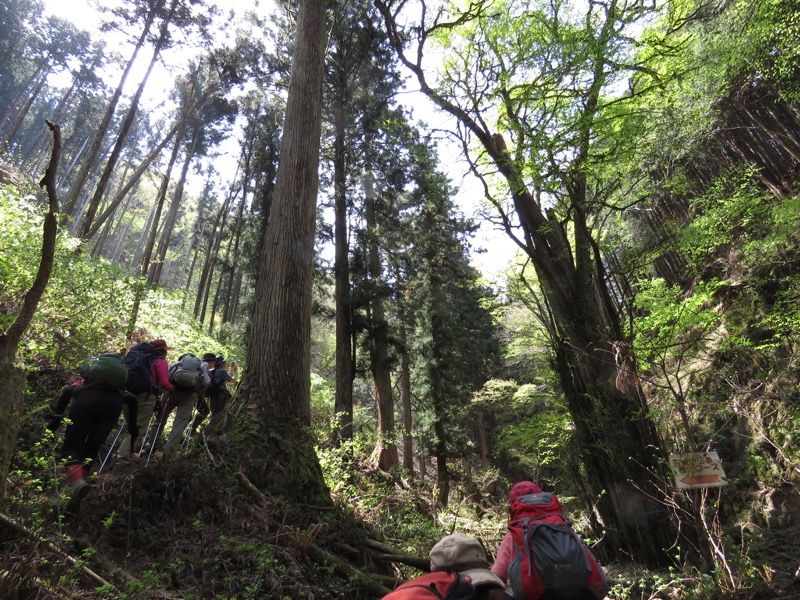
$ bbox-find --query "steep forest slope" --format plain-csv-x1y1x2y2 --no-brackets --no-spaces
2,0,800,598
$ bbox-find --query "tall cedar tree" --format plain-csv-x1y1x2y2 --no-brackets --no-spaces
228,0,330,504
402,134,500,506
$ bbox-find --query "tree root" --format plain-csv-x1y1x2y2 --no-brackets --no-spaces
236,471,398,594
305,541,394,596
365,538,431,570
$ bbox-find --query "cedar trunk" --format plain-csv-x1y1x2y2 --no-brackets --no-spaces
332,104,354,444
228,0,330,505
364,173,398,470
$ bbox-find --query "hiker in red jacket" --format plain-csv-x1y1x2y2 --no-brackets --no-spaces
492,481,608,600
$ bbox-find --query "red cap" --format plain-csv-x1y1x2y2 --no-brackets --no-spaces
151,339,172,350
510,481,543,502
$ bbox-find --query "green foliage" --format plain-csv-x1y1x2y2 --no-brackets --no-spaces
0,186,241,377
678,168,771,267
491,382,573,483
633,278,723,371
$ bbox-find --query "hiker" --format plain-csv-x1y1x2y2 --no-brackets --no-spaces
491,481,609,600
116,339,174,467
190,352,216,435
382,533,505,599
161,353,207,458
205,355,236,433
46,354,139,512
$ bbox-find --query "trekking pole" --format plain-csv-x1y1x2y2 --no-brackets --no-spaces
126,456,134,555
146,394,172,465
97,422,125,474
137,411,157,456
53,453,62,533
146,416,165,465
179,407,198,454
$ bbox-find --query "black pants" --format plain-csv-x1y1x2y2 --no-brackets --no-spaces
61,386,123,472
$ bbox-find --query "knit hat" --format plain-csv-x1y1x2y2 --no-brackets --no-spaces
429,533,504,590
509,481,543,502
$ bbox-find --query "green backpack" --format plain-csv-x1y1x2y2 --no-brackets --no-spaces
80,354,128,388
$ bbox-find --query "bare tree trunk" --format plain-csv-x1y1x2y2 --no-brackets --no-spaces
398,279,414,475
199,199,232,325
181,215,205,308
23,81,76,162
0,64,44,133
193,191,232,319
475,406,491,469
61,1,162,218
2,74,48,151
228,271,244,323
126,128,181,337
0,122,60,503
92,189,136,260
85,120,181,240
77,3,176,241
57,135,89,189
149,129,200,285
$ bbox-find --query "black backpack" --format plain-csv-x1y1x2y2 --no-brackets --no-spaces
123,342,158,394
206,368,220,393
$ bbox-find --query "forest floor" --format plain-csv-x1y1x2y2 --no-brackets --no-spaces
2,441,800,599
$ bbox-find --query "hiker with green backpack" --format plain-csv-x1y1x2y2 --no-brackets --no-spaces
46,353,139,512
160,353,207,458
189,352,216,436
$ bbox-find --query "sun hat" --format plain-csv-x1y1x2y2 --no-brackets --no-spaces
151,339,172,351
429,533,504,589
215,355,225,364
202,353,216,362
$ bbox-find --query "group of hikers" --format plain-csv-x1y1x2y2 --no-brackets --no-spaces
44,342,609,600
383,481,609,600
46,339,236,512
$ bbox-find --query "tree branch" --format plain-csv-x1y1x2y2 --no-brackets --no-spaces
3,120,61,344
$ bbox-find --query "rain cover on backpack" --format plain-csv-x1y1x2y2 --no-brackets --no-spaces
171,353,202,389
80,355,128,388
382,571,476,600
507,492,608,600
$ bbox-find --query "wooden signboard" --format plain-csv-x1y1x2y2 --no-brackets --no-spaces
669,451,728,489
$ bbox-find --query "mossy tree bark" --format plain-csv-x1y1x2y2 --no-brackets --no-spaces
228,0,330,506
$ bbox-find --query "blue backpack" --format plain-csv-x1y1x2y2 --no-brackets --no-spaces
123,342,158,394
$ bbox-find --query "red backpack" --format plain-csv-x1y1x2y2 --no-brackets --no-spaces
506,492,608,600
382,571,476,600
